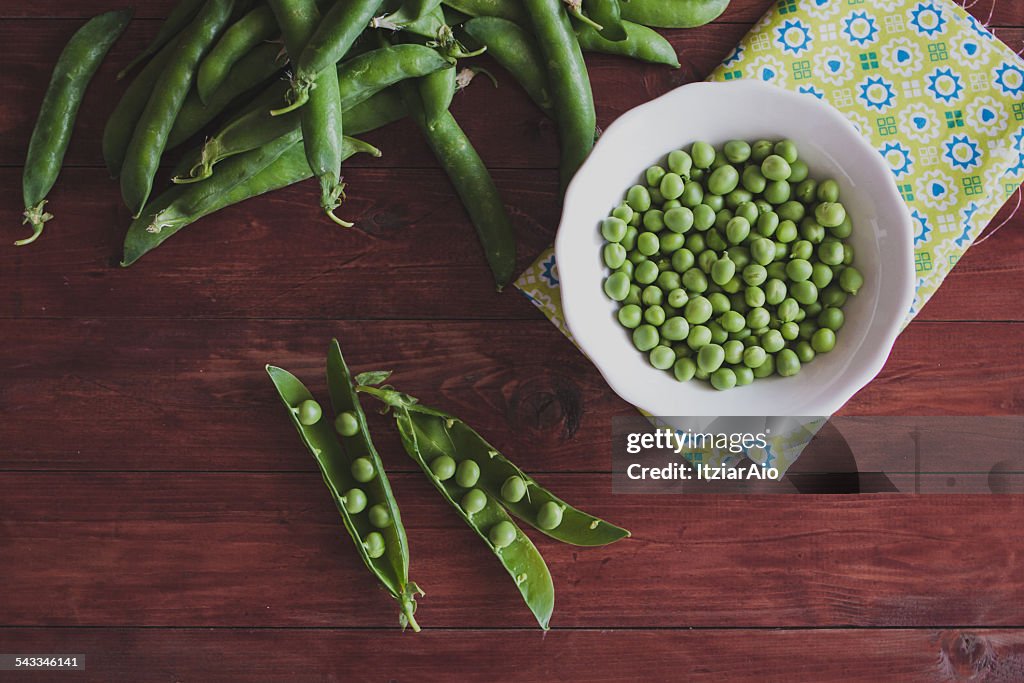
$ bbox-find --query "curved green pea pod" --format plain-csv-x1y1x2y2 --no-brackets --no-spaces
575,19,680,68
583,0,627,41
266,363,423,632
463,17,554,114
359,386,631,547
619,0,729,28
123,136,382,266
359,385,553,630
441,0,526,23
117,0,204,80
196,4,281,104
419,67,458,124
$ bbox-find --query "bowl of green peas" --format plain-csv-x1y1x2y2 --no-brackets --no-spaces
555,80,914,416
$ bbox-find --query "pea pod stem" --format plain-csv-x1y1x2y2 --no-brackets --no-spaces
562,0,603,31
19,9,132,246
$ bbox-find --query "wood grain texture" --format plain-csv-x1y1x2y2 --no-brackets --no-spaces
3,628,1024,682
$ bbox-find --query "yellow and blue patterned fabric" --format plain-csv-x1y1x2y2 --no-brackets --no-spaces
513,0,1024,473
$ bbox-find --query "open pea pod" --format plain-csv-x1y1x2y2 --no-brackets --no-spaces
266,365,423,631
379,391,554,630
358,385,631,547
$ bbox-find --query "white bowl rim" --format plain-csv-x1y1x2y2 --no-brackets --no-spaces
555,79,915,416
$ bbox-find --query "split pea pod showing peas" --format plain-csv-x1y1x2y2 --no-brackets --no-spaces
267,358,423,631
618,0,730,28
575,20,680,68
267,0,349,226
357,384,554,630
462,17,554,114
120,0,236,217
524,0,596,190
18,9,132,246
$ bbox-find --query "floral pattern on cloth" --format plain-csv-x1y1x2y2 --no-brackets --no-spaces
513,0,1024,474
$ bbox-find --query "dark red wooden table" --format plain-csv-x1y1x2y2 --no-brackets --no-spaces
2,1,1023,680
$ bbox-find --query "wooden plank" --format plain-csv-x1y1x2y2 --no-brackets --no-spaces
1,167,1021,323
1,472,1023,628
3,627,1023,682
1,319,1021,472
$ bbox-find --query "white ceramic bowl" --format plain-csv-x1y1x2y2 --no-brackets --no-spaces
556,80,914,416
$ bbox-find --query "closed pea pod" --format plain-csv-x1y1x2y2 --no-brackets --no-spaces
117,0,203,80
19,9,132,245
442,0,527,23
195,4,281,103
619,0,729,27
582,0,627,41
574,20,679,67
120,0,236,217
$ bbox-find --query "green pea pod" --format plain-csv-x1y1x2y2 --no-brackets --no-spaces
122,136,381,266
400,80,516,289
575,19,680,67
358,386,553,630
441,0,526,23
117,0,205,80
120,0,236,217
462,17,553,115
283,0,385,112
103,38,177,179
167,42,285,150
618,0,729,28
196,5,279,103
343,87,409,133
177,44,450,183
266,361,423,631
522,0,595,190
18,9,132,246
359,385,630,547
418,67,457,124
582,0,626,41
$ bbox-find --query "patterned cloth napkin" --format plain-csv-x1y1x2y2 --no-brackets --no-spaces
514,0,1024,474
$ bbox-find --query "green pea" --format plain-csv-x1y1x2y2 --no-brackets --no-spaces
682,267,708,293
501,476,527,503
698,249,718,274
671,248,695,273
761,329,785,353
710,367,737,391
673,357,697,381
660,316,690,341
718,310,745,334
633,324,661,351
364,532,386,558
743,345,767,368
794,341,816,363
343,488,367,514
741,264,767,287
664,207,694,233
761,154,792,181
297,399,322,426
634,260,659,284
668,149,693,176
644,305,666,326
773,242,789,262
815,202,846,228
603,272,631,301
724,139,751,163
752,353,775,378
334,411,359,437
764,278,787,305
710,255,735,286
811,328,836,353
692,204,715,230
720,276,742,294
691,141,715,168
775,297,797,323
624,284,642,306
649,187,665,205
725,216,750,244
660,172,685,201
601,216,628,242
690,167,705,181
537,501,564,530
728,293,749,314
621,225,639,251
685,233,706,253
776,349,801,377
725,188,754,210
680,180,704,207
722,339,745,365
776,200,805,223
728,246,751,271
649,345,676,370
791,280,818,305
817,179,840,203
795,178,817,204
645,165,666,187
697,343,725,373
641,285,663,306
743,305,768,329
603,243,627,269
351,457,376,483
656,271,681,292
804,302,823,318
617,304,642,329
489,520,517,549
843,242,855,265
733,365,754,386
756,211,779,237
786,259,812,282
788,158,809,182
643,209,665,233
763,180,791,204
754,199,773,215
831,214,853,238
745,286,766,308
750,238,775,266
799,218,825,244
686,325,712,350
706,228,728,252
626,184,651,212
462,488,487,514
612,203,634,223
780,321,800,341
818,307,845,331
702,193,725,212
658,232,684,255
751,139,773,162
708,292,731,314
839,266,864,295
809,263,834,293
667,288,689,309
685,295,714,324
368,503,392,529
663,199,682,211
734,201,759,225
741,164,767,194
790,240,813,260
707,165,740,195
821,285,848,308
430,455,456,481
455,459,481,488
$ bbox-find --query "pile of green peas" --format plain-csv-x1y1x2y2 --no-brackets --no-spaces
600,138,864,390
